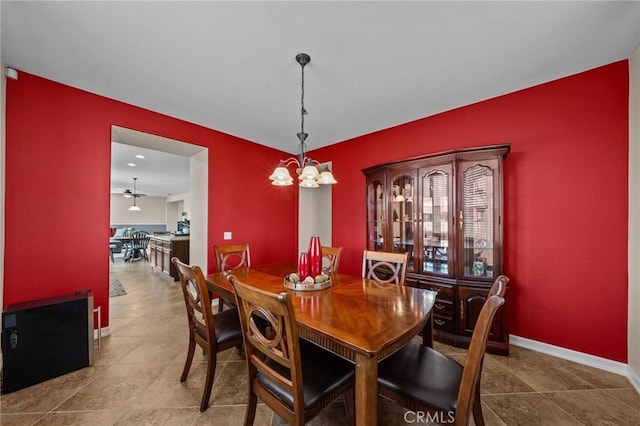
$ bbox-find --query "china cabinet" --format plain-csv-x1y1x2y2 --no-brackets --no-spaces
363,144,510,354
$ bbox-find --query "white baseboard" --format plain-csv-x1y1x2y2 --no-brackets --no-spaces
509,335,639,393
94,326,111,340
628,366,640,394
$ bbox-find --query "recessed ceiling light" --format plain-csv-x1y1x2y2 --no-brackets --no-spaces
127,163,136,167
135,155,145,159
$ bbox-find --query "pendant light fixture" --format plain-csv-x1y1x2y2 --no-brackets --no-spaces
126,177,145,211
269,53,337,188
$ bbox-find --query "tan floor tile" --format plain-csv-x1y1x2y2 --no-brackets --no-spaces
603,388,640,410
483,393,583,425
476,355,537,395
196,404,273,425
545,389,640,425
376,397,505,426
105,317,137,335
113,407,199,425
136,360,221,409
92,335,146,366
432,340,468,356
34,410,125,425
0,413,46,425
117,333,186,364
492,345,594,391
0,365,106,413
209,361,249,406
377,397,413,425
480,401,509,426
55,362,167,411
553,358,634,389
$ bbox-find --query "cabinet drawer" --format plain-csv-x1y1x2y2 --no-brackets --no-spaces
432,299,453,317
422,283,453,302
432,316,455,333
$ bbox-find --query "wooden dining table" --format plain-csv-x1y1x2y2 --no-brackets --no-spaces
205,263,437,426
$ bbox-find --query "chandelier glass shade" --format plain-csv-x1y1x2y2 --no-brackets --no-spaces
269,53,337,188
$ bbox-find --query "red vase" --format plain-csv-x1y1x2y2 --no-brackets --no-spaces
298,252,310,280
308,236,322,277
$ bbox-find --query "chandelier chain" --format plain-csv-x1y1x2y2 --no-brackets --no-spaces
300,60,306,135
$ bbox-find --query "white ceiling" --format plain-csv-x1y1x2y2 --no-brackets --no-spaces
111,127,202,196
3,1,640,194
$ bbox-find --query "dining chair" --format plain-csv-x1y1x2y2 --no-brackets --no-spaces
321,245,343,273
362,250,409,284
377,275,509,426
128,231,151,261
228,274,355,426
172,257,244,412
213,243,251,312
214,243,251,271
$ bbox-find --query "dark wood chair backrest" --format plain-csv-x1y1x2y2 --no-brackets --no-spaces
362,250,409,284
173,258,216,351
228,275,306,418
214,243,250,272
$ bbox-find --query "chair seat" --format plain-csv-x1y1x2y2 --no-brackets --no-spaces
213,308,243,345
378,341,462,413
257,339,355,410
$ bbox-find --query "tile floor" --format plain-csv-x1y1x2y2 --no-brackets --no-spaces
1,258,638,425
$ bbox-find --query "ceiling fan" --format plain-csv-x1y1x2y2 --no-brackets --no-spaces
124,177,146,211
123,177,147,198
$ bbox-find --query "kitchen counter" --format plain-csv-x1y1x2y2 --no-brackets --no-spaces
150,234,190,243
149,236,190,280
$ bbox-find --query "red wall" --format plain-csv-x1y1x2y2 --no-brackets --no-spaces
312,61,629,362
4,72,297,327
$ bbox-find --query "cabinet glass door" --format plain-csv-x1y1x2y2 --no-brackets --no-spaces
391,174,415,270
461,162,496,278
421,166,451,275
366,177,385,251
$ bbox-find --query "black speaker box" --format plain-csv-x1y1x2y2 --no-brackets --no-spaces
1,291,94,394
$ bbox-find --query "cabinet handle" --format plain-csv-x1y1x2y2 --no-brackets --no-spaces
459,210,463,230
460,300,464,320
434,319,445,326
435,303,445,310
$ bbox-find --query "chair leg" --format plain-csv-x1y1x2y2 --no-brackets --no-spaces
244,390,258,426
181,336,196,382
199,348,217,411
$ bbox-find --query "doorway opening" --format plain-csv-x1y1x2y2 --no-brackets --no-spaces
110,125,208,271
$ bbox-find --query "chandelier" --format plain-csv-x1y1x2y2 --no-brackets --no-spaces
269,53,337,188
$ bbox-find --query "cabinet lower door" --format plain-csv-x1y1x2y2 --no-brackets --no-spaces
458,286,488,337
458,285,508,350
149,242,158,268
162,244,171,275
